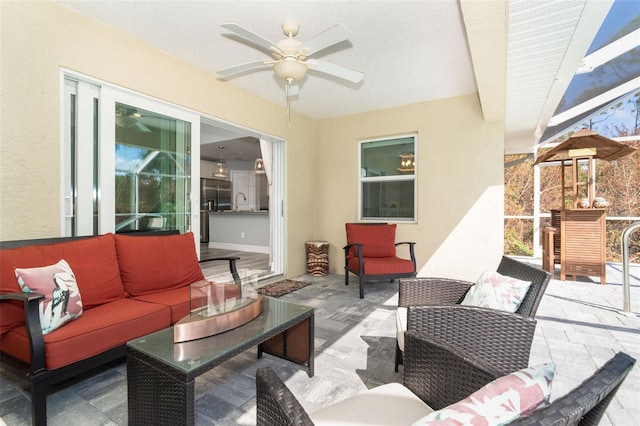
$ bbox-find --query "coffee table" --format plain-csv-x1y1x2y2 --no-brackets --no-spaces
126,297,314,426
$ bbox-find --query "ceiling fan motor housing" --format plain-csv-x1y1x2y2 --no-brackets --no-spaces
281,19,299,37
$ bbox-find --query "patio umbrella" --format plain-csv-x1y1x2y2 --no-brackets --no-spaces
534,128,636,165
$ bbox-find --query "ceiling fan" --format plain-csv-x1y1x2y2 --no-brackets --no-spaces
115,106,151,132
216,20,364,97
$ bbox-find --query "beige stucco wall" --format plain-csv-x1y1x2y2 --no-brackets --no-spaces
0,1,315,276
1,1,505,281
315,95,505,282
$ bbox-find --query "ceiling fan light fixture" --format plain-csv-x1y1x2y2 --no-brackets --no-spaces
273,58,307,81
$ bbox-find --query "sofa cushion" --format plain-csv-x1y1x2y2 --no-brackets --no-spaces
346,224,397,258
412,362,555,425
0,298,171,370
132,286,192,323
1,234,125,335
115,232,204,297
460,271,531,313
15,259,83,334
310,382,434,425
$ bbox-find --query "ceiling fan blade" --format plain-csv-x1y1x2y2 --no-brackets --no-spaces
299,24,352,56
216,60,269,79
306,59,364,83
221,23,279,53
135,121,152,133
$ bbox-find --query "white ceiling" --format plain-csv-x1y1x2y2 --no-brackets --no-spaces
59,0,612,155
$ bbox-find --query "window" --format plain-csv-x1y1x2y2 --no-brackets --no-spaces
359,135,417,221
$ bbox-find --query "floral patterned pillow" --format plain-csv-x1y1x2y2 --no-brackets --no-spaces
412,362,555,425
460,271,531,313
15,259,83,334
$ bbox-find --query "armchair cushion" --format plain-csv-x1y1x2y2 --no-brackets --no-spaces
347,255,415,275
396,307,407,351
460,271,531,313
310,382,434,425
346,223,397,257
412,362,555,425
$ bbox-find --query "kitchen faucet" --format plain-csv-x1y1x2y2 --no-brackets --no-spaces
235,192,247,211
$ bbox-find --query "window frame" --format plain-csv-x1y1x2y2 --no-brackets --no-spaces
358,134,418,223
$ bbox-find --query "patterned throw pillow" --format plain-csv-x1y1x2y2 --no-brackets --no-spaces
460,271,531,313
412,363,555,425
15,259,83,334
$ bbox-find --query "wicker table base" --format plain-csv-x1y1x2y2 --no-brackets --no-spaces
127,298,314,426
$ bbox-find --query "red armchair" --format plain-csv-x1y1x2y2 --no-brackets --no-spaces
344,223,416,298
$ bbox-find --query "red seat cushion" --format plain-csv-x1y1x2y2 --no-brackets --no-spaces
1,234,125,335
115,232,204,296
132,282,243,324
348,256,415,275
346,224,397,258
0,298,170,370
132,287,191,323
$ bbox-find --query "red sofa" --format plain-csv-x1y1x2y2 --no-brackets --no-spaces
0,231,236,425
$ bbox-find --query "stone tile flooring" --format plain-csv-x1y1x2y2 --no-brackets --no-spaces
1,261,638,425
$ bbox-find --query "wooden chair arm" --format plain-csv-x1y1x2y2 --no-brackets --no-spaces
0,292,46,373
199,256,240,285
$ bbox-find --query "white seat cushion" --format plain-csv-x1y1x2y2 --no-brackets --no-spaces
309,382,434,425
396,307,407,352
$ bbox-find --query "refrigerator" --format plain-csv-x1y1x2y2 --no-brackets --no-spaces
200,178,232,243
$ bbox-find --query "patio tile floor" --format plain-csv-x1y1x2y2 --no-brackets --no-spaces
1,260,638,425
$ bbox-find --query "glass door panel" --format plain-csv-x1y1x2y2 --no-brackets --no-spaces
114,102,191,233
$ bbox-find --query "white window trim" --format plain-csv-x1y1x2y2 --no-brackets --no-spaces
358,133,418,223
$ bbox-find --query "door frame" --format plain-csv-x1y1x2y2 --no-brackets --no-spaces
200,116,286,276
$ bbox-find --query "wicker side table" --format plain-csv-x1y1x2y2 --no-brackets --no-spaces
127,298,314,426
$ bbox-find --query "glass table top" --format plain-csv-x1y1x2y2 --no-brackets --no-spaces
127,297,313,373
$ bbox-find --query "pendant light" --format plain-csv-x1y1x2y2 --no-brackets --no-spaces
214,161,228,178
254,158,266,174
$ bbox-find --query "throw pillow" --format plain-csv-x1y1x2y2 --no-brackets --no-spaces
460,271,531,313
15,259,83,334
412,362,555,425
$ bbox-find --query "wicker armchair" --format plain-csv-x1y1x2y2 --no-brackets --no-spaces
510,351,636,425
395,256,551,371
256,331,635,425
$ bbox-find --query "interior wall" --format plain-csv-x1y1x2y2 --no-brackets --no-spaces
0,1,315,276
315,95,505,282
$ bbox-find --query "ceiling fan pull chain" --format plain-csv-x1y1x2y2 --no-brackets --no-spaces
286,79,292,127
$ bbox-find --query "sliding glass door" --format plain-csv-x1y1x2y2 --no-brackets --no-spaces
114,102,192,233
63,74,200,240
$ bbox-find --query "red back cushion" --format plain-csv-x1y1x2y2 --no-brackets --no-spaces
345,223,397,258
115,232,204,296
0,234,125,334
